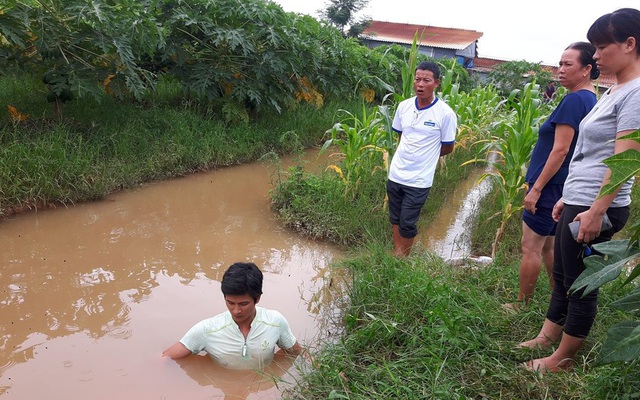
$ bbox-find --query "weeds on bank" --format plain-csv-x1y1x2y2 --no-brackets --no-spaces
0,72,361,217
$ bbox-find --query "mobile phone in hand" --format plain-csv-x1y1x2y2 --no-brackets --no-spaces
568,213,613,241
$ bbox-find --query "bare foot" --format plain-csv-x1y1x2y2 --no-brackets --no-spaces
522,356,574,373
502,302,523,312
517,335,555,350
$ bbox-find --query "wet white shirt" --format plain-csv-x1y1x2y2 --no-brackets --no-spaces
180,306,297,369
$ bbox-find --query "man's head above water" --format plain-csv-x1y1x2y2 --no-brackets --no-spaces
221,262,263,302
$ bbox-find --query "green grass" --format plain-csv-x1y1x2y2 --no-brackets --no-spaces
271,137,479,248
284,245,640,399
0,72,360,217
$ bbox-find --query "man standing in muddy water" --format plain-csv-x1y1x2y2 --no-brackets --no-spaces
387,61,457,256
162,262,302,369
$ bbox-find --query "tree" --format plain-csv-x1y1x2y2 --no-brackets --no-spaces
319,0,371,38
488,60,553,98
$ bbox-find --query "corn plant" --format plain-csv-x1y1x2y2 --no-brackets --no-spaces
321,104,394,198
442,82,502,150
437,58,457,98
463,82,544,257
393,29,423,104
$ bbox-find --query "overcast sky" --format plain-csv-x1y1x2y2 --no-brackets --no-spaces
271,0,638,66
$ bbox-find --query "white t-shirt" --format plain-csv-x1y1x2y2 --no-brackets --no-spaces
180,306,297,370
388,97,457,188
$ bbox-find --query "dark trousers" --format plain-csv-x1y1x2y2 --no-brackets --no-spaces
545,204,629,338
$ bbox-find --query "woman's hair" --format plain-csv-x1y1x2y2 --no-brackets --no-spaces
566,41,600,80
221,262,263,301
587,8,640,56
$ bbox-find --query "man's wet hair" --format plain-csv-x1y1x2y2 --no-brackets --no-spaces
221,262,263,302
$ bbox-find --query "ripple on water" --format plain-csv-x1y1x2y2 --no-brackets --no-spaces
0,359,17,370
77,267,115,287
78,370,93,382
106,325,133,339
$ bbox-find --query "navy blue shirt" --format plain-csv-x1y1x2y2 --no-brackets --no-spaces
525,90,597,185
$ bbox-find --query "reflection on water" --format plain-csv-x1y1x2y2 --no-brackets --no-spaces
0,151,344,399
420,167,493,262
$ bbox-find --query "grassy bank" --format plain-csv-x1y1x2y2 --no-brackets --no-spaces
284,246,640,399
271,138,479,248
273,151,640,399
271,107,640,397
0,72,360,217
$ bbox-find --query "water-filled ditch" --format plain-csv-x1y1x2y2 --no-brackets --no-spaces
0,149,489,399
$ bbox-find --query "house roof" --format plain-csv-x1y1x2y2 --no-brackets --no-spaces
362,20,483,51
474,57,617,88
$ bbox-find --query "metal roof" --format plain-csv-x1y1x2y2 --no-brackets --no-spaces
362,21,483,51
474,57,617,88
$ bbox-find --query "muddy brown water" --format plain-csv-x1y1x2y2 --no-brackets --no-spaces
0,152,347,400
0,150,486,399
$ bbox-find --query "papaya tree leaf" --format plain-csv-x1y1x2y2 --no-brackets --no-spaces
596,321,640,365
569,253,626,297
600,148,640,195
590,239,640,286
0,4,28,48
591,239,636,256
611,287,640,316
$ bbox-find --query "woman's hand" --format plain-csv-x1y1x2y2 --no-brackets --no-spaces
552,199,564,222
573,209,605,243
524,187,541,214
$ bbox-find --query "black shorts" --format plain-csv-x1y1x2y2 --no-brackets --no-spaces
387,180,430,238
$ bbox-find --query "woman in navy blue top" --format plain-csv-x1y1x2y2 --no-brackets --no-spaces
504,42,598,310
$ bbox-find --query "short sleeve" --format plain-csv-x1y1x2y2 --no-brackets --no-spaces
617,86,640,132
549,91,595,132
441,109,457,144
392,105,403,133
274,312,297,350
179,320,207,354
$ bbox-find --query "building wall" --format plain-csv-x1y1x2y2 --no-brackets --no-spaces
363,39,476,65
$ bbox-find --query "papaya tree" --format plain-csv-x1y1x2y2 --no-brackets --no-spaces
1,0,164,109
488,60,553,98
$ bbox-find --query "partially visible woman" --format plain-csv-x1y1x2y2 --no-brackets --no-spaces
504,42,598,310
520,8,640,373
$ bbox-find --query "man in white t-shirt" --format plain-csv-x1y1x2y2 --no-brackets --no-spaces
162,262,302,369
387,61,457,256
